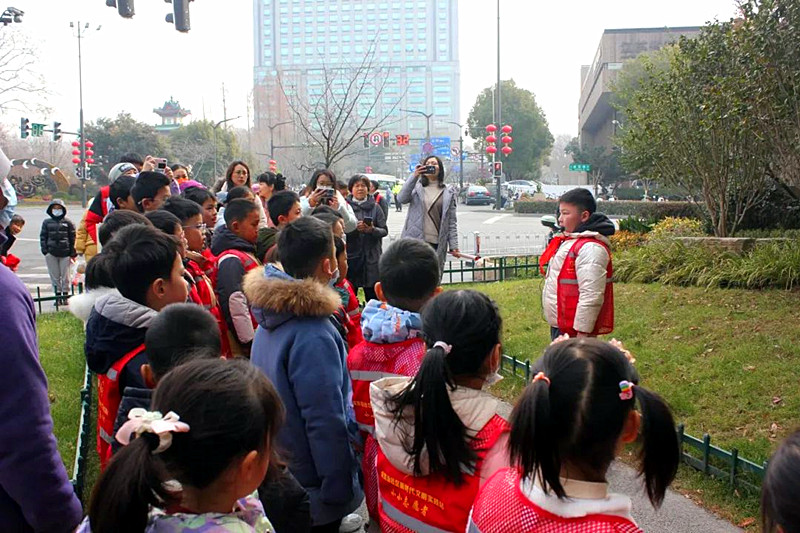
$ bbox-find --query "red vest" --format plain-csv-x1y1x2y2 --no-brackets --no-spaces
469,469,642,533
96,343,145,469
85,186,111,243
214,249,260,355
557,238,614,337
377,414,509,533
185,259,232,358
347,337,427,520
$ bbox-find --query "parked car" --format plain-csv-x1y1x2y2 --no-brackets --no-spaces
464,185,494,206
505,179,540,196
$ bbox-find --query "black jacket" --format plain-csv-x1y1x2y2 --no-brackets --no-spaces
345,195,387,289
111,386,152,454
211,225,259,344
40,201,76,257
0,226,15,256
259,466,312,533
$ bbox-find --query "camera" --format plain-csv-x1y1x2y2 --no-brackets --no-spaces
424,165,436,175
318,186,335,205
274,174,286,191
155,158,168,173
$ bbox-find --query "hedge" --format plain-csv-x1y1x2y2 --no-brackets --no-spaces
514,200,699,221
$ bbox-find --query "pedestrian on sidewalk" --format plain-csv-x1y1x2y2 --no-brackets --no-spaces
469,338,680,533
40,199,76,304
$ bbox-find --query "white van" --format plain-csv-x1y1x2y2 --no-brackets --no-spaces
362,173,402,191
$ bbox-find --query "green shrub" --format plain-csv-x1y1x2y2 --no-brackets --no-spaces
618,216,652,234
735,228,800,239
614,238,800,289
646,217,705,241
514,200,699,221
610,230,648,252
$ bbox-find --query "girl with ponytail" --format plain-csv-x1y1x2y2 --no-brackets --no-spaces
79,358,284,533
370,290,510,533
469,337,680,533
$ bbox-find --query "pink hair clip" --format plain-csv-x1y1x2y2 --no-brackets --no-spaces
532,372,551,386
115,408,190,454
433,341,452,355
619,381,634,401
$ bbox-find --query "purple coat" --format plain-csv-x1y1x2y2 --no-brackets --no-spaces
0,260,83,532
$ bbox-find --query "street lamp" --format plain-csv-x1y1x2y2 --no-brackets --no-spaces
442,120,465,190
70,21,101,208
213,116,241,178
401,109,433,142
0,6,23,25
268,120,292,159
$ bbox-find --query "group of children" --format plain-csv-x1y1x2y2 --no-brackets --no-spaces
1,156,787,533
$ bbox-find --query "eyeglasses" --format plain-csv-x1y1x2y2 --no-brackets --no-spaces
183,223,207,231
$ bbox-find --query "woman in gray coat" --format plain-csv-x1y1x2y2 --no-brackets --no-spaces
398,155,460,275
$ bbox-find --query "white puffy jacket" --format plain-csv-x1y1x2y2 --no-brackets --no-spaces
542,231,611,334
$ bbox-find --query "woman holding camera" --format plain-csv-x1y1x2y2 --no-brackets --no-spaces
345,174,387,303
301,169,358,232
398,155,460,276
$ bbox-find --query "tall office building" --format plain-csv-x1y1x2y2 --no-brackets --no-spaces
253,0,461,153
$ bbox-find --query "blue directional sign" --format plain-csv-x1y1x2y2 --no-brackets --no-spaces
420,137,451,159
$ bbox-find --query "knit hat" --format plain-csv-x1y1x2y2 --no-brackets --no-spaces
108,162,137,183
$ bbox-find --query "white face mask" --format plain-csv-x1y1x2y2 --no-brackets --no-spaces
483,371,504,390
51,209,64,217
328,267,340,286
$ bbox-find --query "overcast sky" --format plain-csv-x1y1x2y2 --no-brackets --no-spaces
7,0,737,142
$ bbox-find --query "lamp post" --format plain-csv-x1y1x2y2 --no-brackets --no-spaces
268,120,292,159
401,108,434,142
213,116,241,179
71,21,100,208
443,120,464,190
493,0,502,210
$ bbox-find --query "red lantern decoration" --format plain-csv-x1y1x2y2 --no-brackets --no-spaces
501,146,513,156
486,145,498,154
71,141,80,147
501,125,513,134
85,141,94,148
86,158,95,164
72,149,80,156
72,157,81,164
485,124,497,133
485,135,497,144
501,136,513,144
85,150,94,157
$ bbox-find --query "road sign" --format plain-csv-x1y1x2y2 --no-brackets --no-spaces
569,163,591,172
451,146,461,158
430,136,451,159
369,132,383,146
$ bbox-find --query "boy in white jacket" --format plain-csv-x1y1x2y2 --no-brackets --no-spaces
540,188,616,340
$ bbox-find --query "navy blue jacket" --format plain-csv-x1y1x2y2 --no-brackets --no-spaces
244,265,363,526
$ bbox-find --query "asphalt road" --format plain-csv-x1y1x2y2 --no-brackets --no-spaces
11,202,552,309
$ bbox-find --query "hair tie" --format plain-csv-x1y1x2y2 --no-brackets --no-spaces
532,372,550,386
619,381,634,401
433,341,452,355
115,408,190,454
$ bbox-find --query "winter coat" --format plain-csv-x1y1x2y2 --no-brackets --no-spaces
40,200,76,258
0,225,16,256
111,386,151,454
344,195,387,289
211,225,260,347
84,289,156,393
542,214,615,335
0,264,84,532
74,209,98,261
259,466,312,533
243,265,363,526
397,174,458,275
68,287,117,324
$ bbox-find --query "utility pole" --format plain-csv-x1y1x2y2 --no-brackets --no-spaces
494,0,502,210
444,120,465,190
71,21,99,207
222,83,228,126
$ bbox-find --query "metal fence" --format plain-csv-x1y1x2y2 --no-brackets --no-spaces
71,364,93,501
441,255,540,285
32,283,84,315
499,354,768,492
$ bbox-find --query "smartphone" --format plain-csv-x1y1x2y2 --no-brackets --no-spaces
363,217,373,226
425,165,436,174
156,158,168,173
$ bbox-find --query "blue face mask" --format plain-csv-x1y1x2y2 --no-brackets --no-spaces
51,209,64,218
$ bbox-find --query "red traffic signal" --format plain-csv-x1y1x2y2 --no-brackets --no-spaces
493,161,503,177
395,134,409,146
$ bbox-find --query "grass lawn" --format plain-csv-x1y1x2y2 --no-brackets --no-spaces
40,281,798,527
37,313,87,478
454,279,799,528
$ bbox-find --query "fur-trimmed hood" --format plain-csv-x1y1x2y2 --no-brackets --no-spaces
68,287,118,323
243,264,341,331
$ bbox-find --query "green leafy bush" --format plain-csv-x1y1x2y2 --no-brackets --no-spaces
646,217,705,241
618,216,652,234
614,238,800,289
610,230,648,252
514,200,699,221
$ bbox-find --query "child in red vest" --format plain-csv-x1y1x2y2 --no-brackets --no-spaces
332,236,364,349
370,290,509,533
347,238,442,523
539,188,615,341
84,225,188,468
469,338,680,533
210,199,261,357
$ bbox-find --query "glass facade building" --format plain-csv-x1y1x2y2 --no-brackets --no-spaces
253,0,461,143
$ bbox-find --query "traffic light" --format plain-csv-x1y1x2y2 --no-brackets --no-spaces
396,134,409,146
363,133,369,148
20,118,30,139
493,161,503,178
117,0,134,18
165,0,191,32
382,131,390,148
53,121,62,142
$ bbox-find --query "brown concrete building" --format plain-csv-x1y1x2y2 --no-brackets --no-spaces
578,27,701,151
